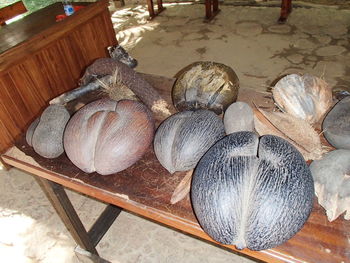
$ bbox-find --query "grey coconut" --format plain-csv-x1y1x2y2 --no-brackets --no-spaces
27,105,70,158
191,131,314,250
309,149,350,221
224,102,254,134
154,110,225,174
322,96,350,150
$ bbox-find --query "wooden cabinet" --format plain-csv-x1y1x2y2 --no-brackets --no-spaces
0,0,117,153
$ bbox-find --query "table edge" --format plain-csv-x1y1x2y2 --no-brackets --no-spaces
2,151,302,263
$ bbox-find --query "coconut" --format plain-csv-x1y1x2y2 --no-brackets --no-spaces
64,98,154,175
191,131,314,250
272,74,333,124
310,149,350,222
154,109,225,174
322,96,350,150
224,102,254,134
26,105,70,158
172,61,239,115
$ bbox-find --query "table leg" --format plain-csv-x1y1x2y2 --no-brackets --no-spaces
205,0,212,19
213,0,219,14
146,0,155,19
35,177,122,262
36,177,99,255
157,0,165,14
278,0,292,23
113,0,125,7
146,0,165,19
205,0,220,21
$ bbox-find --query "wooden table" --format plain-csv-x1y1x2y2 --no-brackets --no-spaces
2,74,350,263
0,0,117,155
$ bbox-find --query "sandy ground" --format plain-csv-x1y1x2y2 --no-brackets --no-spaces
0,1,349,262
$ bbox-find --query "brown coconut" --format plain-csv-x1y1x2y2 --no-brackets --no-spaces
64,98,154,175
172,61,240,115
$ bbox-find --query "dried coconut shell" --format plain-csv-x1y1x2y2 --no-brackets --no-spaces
172,61,239,115
310,149,350,222
272,74,333,125
254,108,326,161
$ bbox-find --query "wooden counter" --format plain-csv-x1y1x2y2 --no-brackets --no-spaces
2,74,350,263
0,0,117,154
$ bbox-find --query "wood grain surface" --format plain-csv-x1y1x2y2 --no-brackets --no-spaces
0,0,117,154
2,74,349,263
0,1,27,25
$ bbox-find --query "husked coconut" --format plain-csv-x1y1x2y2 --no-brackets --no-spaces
64,98,154,175
154,110,225,174
322,96,350,150
27,105,70,158
192,132,314,250
224,102,254,134
254,108,326,161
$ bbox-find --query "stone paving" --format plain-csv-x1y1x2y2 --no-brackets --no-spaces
0,1,349,262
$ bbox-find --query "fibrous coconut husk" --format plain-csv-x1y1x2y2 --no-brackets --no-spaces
51,58,172,120
172,61,239,115
310,149,350,222
272,74,333,125
170,170,193,204
98,68,138,102
254,108,328,161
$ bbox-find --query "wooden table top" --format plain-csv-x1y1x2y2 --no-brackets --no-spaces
2,74,350,263
0,1,110,72
1,2,71,54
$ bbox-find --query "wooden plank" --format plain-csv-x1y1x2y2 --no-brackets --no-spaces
35,177,98,255
0,1,27,25
88,205,122,247
0,73,29,128
21,58,54,101
0,118,15,151
8,66,46,116
0,0,113,71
